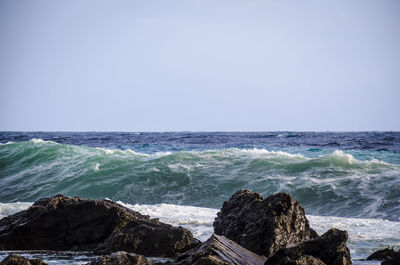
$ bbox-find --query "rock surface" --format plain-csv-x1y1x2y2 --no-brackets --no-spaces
88,251,153,265
265,228,351,265
175,234,267,265
0,254,48,265
213,189,318,257
0,195,194,257
374,249,400,265
367,248,397,261
94,223,195,256
382,252,400,265
264,245,326,265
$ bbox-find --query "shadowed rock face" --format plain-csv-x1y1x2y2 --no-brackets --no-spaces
367,248,397,261
94,223,196,257
213,190,318,257
264,228,351,265
0,195,194,257
88,251,153,265
175,234,267,265
0,254,48,265
376,249,400,265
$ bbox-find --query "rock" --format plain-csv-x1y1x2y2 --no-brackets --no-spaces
264,245,326,265
175,234,267,265
265,228,351,265
367,248,397,261
0,195,195,257
88,251,153,265
94,223,195,257
213,190,318,257
0,254,48,265
380,250,400,265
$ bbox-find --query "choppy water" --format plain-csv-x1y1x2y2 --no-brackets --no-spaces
0,132,399,264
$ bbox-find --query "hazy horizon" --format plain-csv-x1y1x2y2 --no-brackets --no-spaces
1,0,399,131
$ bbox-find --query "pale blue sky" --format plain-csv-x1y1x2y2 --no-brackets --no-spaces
0,0,399,131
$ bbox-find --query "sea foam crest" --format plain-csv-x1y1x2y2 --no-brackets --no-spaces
0,141,14,145
326,150,390,167
30,138,58,144
229,148,306,159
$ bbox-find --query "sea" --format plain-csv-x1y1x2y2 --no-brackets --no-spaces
0,131,399,264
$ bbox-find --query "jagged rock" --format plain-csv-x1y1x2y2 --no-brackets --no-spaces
213,190,318,257
88,251,153,265
265,228,351,265
0,254,48,265
367,248,397,261
174,234,267,265
0,195,195,257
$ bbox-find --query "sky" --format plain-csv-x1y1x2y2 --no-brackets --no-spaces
0,0,399,131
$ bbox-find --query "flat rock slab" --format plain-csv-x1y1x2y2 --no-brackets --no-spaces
0,195,194,257
213,190,318,257
175,234,267,265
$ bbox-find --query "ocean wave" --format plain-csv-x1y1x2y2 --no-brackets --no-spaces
0,141,399,221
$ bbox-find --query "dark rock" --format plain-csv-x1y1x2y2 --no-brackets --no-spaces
88,251,153,265
0,195,195,257
0,254,48,265
175,234,267,265
367,248,397,261
265,228,351,265
264,245,326,265
213,190,318,257
94,223,194,257
381,250,400,265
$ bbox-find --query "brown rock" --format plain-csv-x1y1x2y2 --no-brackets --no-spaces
213,190,318,257
265,228,351,265
0,254,48,265
175,234,267,265
88,251,153,265
0,195,195,257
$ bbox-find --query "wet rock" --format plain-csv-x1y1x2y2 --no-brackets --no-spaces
213,190,318,257
175,234,267,265
0,195,195,257
88,251,153,265
367,248,397,261
0,254,48,265
265,228,351,265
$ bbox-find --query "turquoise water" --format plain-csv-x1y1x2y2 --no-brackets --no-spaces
0,132,399,263
1,138,399,221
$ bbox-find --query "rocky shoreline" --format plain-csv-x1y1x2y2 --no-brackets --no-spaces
0,190,397,265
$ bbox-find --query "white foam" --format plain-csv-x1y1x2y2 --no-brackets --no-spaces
117,202,400,259
0,141,14,145
94,163,100,172
30,138,58,144
0,202,32,219
95,147,150,157
116,201,218,241
1,200,398,260
228,148,306,160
